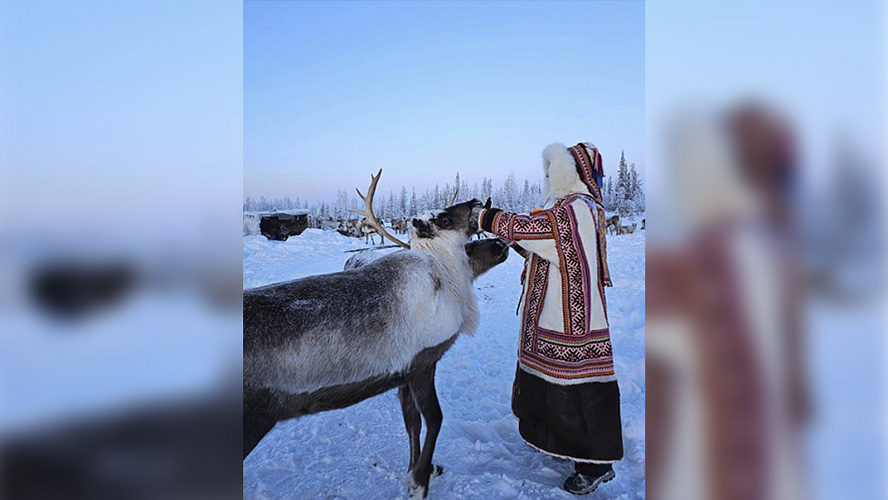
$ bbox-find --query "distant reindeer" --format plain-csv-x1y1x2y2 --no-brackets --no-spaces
337,218,359,237
359,219,382,245
319,218,339,231
619,222,638,235
606,215,621,235
335,217,384,244
391,217,409,235
641,218,645,230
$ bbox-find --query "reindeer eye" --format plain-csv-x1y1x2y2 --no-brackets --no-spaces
437,215,451,227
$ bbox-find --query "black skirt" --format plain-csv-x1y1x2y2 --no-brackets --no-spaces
512,366,623,463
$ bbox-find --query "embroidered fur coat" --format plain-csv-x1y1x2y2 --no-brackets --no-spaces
479,193,614,384
476,143,623,464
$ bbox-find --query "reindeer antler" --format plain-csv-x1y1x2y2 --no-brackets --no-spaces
447,175,459,207
350,169,411,249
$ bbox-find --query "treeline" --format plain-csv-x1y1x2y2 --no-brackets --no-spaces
602,151,645,217
244,152,643,220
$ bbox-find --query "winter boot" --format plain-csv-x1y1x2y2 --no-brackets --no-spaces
563,463,615,495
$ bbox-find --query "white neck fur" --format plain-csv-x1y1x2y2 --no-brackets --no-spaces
410,230,479,336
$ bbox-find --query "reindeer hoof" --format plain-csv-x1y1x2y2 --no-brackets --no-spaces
408,466,437,498
407,475,428,499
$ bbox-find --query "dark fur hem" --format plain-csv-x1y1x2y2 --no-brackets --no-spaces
512,369,624,462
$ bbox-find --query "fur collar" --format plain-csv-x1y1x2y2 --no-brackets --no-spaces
542,143,591,200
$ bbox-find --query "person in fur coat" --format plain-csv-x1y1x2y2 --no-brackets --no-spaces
477,142,622,495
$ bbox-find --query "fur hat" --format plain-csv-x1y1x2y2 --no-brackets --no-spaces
542,143,603,201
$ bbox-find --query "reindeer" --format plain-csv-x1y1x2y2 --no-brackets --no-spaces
336,217,383,244
620,222,638,235
319,218,339,231
392,217,409,235
337,218,359,237
244,170,496,498
244,238,508,482
358,219,383,245
606,214,621,235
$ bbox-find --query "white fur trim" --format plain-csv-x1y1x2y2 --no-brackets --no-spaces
542,143,590,199
518,362,618,385
518,433,619,464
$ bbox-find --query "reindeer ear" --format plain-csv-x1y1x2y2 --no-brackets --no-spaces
469,198,482,208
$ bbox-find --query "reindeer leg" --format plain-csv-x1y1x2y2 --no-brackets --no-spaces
406,366,443,499
243,413,276,460
243,387,278,460
398,384,422,471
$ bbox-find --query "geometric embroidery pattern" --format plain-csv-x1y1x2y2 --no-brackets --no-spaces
493,210,555,241
521,254,549,353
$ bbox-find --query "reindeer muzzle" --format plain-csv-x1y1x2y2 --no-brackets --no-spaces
412,218,434,239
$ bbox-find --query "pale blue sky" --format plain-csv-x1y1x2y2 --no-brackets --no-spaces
245,0,644,201
1,1,243,223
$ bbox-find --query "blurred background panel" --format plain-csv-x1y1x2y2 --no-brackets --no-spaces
646,1,885,500
0,1,243,498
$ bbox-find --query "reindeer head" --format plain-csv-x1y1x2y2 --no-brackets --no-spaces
410,199,483,241
465,238,509,278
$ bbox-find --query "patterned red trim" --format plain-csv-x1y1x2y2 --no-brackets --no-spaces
520,350,615,379
521,254,549,354
491,209,556,241
522,349,614,368
536,327,610,344
569,208,593,330
537,332,613,365
550,202,589,336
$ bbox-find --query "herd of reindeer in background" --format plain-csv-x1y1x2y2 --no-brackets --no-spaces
310,197,644,245
606,214,645,235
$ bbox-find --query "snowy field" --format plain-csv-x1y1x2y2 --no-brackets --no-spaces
243,229,645,499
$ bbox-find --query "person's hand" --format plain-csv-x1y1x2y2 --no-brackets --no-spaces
483,197,492,210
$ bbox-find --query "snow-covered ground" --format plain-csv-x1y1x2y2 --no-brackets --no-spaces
243,229,645,499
